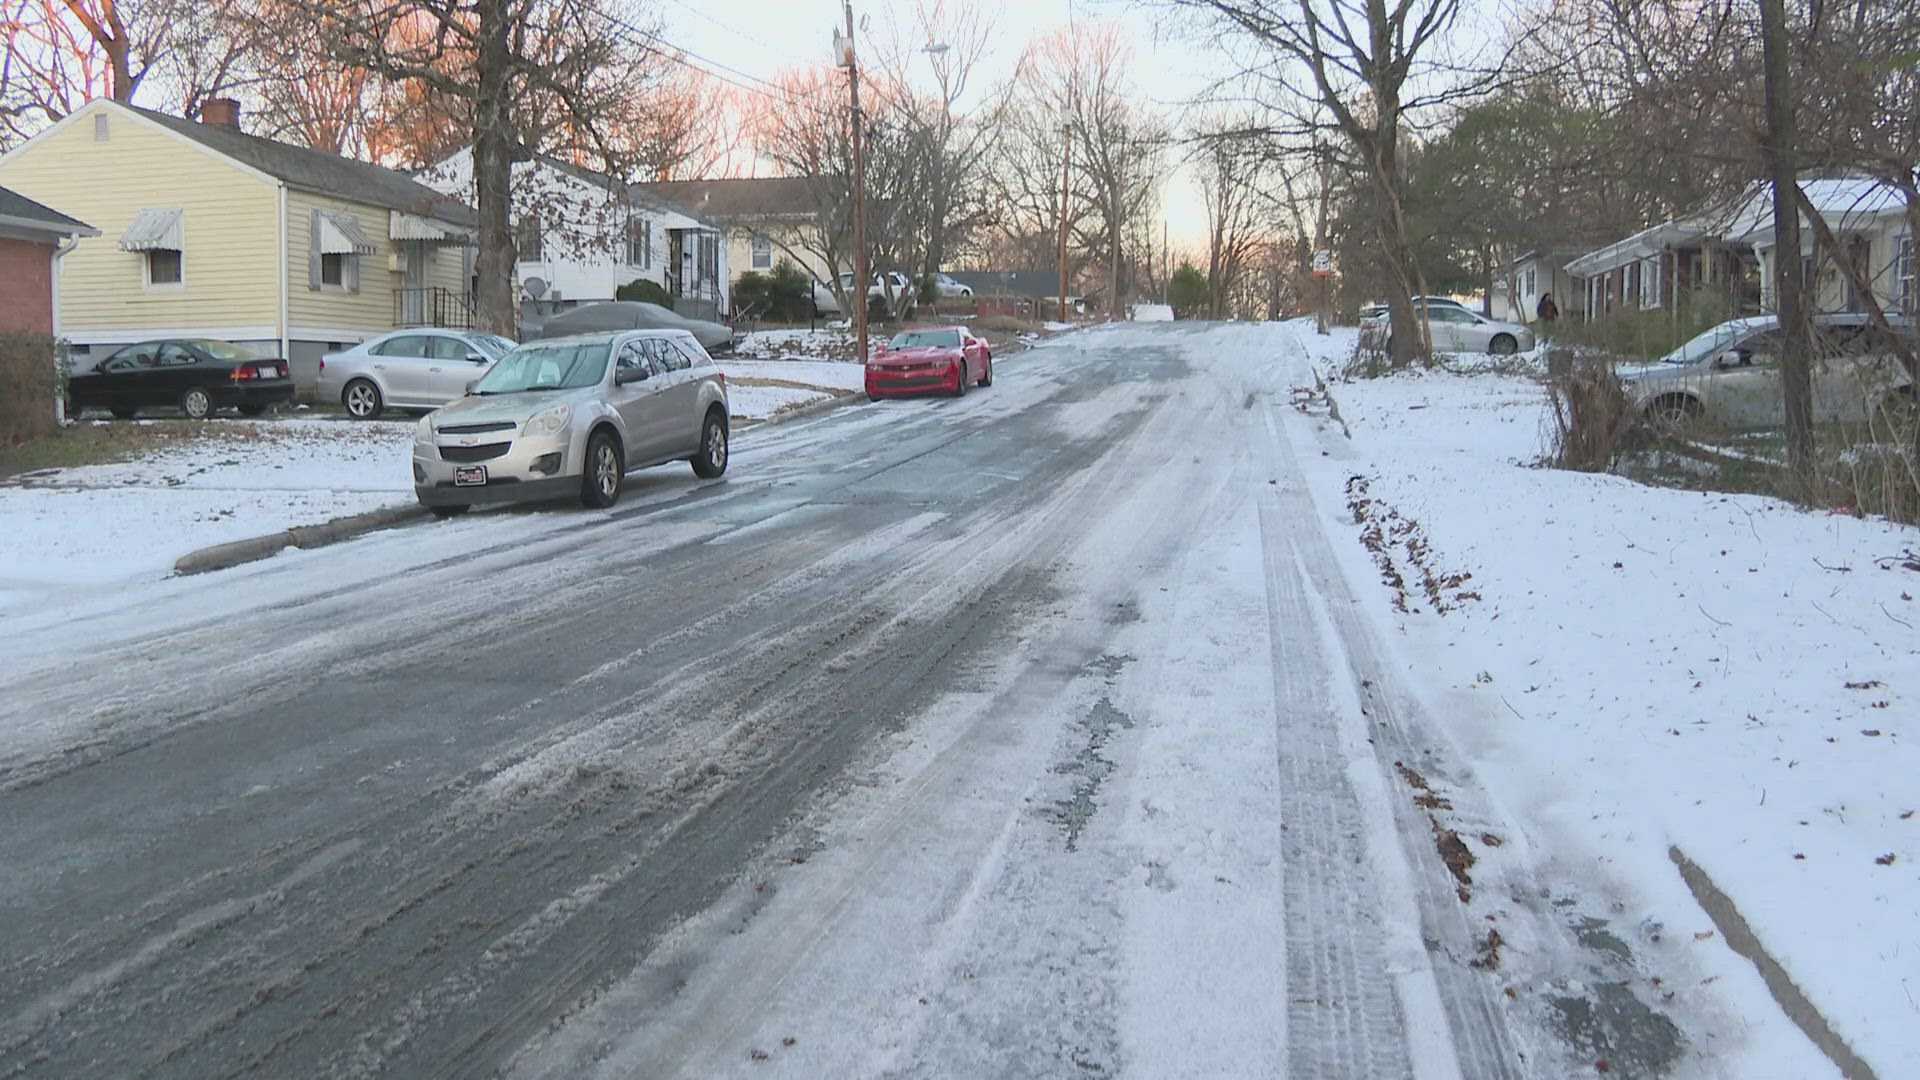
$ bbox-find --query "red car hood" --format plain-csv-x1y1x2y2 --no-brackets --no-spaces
874,346,960,368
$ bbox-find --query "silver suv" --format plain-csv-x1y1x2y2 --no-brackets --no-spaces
412,329,730,515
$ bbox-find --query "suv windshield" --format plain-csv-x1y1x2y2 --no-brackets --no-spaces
1661,322,1756,365
891,330,962,349
471,343,610,394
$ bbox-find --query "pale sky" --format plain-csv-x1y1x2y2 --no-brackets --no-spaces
660,0,1217,254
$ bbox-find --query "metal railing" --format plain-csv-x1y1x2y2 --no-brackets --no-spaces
394,287,474,329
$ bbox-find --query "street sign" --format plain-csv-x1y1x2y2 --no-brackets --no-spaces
1311,249,1333,278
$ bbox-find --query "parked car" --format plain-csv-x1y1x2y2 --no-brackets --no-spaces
1620,313,1916,428
837,271,920,319
932,273,975,299
1360,305,1535,355
865,326,992,400
1359,296,1471,322
318,329,516,420
66,339,293,420
413,329,730,515
533,301,733,355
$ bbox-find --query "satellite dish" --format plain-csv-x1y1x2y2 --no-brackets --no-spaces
524,276,548,299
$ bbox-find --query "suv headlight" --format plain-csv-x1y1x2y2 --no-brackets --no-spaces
523,403,571,437
415,414,433,443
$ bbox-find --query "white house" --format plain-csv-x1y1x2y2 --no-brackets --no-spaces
1719,176,1914,316
1505,249,1587,324
418,149,730,319
1565,175,1915,324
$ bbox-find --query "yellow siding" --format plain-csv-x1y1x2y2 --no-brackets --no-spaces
729,224,827,284
286,189,470,333
0,102,279,332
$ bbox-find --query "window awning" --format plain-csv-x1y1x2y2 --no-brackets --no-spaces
317,211,376,255
119,208,183,252
390,210,471,242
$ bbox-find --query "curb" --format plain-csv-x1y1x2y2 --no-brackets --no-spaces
171,386,871,578
1668,845,1879,1080
173,503,429,577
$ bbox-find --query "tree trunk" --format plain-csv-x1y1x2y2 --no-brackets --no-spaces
1761,0,1816,491
471,0,517,337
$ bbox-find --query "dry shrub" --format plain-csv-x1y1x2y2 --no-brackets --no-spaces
0,332,60,444
1547,354,1636,471
1828,389,1919,524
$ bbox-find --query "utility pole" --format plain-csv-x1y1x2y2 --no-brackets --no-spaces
839,0,870,364
1760,0,1814,490
1161,219,1168,304
1056,104,1072,323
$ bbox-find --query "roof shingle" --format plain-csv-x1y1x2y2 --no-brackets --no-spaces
126,105,474,227
0,184,94,235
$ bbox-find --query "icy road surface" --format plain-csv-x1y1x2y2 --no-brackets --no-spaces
0,323,1832,1078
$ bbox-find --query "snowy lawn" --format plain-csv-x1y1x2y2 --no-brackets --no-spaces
717,358,866,423
1293,326,1920,1076
0,417,412,605
733,326,861,362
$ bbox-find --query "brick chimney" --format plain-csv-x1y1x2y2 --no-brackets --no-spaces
200,98,242,129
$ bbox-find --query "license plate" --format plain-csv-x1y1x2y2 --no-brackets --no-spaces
260,365,280,378
453,465,487,486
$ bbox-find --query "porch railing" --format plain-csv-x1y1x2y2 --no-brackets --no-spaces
395,287,474,329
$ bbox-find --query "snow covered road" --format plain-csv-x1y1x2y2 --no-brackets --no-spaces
0,323,1864,1078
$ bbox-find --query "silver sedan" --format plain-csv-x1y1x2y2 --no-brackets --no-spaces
1362,306,1536,355
318,329,516,419
412,329,730,515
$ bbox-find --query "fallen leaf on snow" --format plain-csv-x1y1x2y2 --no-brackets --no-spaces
1875,853,1896,866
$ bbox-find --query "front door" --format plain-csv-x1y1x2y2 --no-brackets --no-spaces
668,232,686,297
402,241,428,324
610,338,679,465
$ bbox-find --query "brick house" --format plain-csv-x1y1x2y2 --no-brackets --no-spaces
0,184,98,335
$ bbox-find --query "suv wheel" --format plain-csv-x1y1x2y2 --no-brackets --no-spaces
581,429,624,508
691,411,729,479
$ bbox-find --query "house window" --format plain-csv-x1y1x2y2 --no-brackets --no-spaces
1898,235,1914,314
516,215,543,262
94,115,109,142
147,249,183,286
751,233,772,270
1641,258,1661,309
320,252,345,287
1523,267,1536,299
627,218,650,267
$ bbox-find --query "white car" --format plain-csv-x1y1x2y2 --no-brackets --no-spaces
1619,313,1915,428
1361,306,1535,355
932,273,974,299
319,329,517,419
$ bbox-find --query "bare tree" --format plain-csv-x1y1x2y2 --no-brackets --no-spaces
1193,118,1270,318
1003,24,1169,313
1172,0,1518,361
282,0,662,335
1,0,167,142
875,0,1008,291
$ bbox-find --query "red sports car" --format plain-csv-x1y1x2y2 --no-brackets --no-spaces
865,327,993,400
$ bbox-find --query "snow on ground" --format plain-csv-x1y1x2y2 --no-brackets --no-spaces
0,418,412,606
1287,321,1920,1076
716,359,864,394
733,327,860,361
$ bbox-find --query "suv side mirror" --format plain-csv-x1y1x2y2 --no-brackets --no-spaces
466,353,488,364
617,366,648,385
464,380,478,395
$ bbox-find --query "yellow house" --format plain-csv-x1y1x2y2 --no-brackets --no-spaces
0,97,476,392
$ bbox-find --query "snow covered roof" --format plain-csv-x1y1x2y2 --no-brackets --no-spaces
1723,176,1911,246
